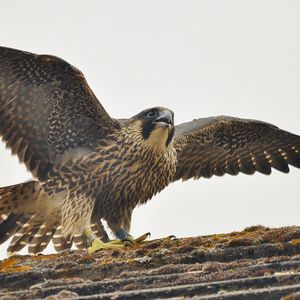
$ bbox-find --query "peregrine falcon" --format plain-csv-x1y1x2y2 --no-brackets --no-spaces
0,47,299,255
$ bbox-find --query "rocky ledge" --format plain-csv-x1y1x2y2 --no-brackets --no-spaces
0,226,300,299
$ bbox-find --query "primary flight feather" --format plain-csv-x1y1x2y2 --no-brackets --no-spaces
0,47,299,255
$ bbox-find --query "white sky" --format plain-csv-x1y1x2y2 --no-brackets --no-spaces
0,0,300,259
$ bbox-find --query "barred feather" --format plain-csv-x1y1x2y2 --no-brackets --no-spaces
7,216,34,255
0,181,62,255
73,218,109,250
28,223,57,255
53,226,73,252
0,213,22,244
174,116,300,181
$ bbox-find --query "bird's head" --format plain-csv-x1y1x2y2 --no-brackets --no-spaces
129,107,175,151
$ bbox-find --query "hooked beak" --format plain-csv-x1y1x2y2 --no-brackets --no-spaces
152,110,174,128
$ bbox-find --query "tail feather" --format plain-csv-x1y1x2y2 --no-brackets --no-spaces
8,218,59,255
53,226,73,252
0,185,19,215
0,181,110,255
0,213,22,244
74,234,89,250
36,228,57,254
7,216,34,254
28,224,57,254
0,180,63,255
0,182,37,215
0,214,7,223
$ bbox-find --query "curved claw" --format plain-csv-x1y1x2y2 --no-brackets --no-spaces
168,235,177,241
134,232,151,243
147,235,177,243
123,232,151,246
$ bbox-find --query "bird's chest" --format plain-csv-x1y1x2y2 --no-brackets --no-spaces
127,151,177,206
97,145,177,214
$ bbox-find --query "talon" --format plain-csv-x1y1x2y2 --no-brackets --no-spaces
134,232,151,243
114,229,152,247
148,235,177,243
123,232,151,245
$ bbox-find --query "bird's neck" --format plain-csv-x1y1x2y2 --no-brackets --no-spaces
118,123,176,156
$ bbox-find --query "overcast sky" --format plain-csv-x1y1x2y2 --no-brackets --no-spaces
0,0,300,259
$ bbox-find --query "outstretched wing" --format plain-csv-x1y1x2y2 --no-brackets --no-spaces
0,46,120,181
173,116,300,181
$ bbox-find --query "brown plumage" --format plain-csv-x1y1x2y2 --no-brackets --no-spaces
0,46,299,255
174,117,300,180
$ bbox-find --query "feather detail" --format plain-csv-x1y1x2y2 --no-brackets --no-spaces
174,116,300,181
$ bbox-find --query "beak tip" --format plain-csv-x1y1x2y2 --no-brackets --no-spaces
153,110,174,126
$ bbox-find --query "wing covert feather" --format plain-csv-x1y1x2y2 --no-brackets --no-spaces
173,116,300,181
0,47,120,181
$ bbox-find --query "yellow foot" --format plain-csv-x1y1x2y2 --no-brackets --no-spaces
88,233,152,254
88,238,125,254
107,232,151,246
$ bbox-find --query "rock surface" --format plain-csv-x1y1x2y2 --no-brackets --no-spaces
0,226,300,299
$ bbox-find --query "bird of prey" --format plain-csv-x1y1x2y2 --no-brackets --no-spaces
0,46,300,256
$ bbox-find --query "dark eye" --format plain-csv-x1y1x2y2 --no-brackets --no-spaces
147,111,157,118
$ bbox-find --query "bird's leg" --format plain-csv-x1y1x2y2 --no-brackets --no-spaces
114,228,151,245
106,217,151,246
